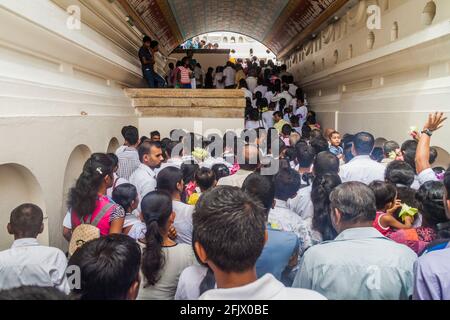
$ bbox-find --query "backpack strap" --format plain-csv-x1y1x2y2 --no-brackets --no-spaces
90,203,116,228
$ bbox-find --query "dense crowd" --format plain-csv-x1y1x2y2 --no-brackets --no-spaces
0,34,449,301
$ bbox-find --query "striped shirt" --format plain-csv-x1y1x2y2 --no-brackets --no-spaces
179,67,191,84
116,147,140,180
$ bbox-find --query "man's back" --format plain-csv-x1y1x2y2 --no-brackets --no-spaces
256,228,299,281
117,147,140,180
339,155,385,184
0,239,70,293
293,227,417,300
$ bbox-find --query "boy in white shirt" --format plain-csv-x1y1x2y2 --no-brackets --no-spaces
194,186,325,300
0,204,70,294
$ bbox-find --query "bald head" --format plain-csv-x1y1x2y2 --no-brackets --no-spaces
240,144,261,171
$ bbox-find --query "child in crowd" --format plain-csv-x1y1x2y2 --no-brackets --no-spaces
369,181,413,236
283,106,293,123
261,99,274,129
112,183,146,240
281,124,293,147
187,168,217,205
328,131,343,159
290,115,302,135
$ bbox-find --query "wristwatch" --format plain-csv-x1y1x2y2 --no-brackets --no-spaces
421,128,433,136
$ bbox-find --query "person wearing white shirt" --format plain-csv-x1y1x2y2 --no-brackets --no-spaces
213,67,225,89
269,169,316,256
193,186,325,300
292,97,308,128
0,204,70,294
261,104,276,130
246,75,258,93
339,132,386,184
223,62,236,88
254,83,268,97
288,82,299,97
271,84,293,110
157,166,194,245
116,126,140,180
129,141,164,204
217,144,259,188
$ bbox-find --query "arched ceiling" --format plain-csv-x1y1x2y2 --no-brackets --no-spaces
119,0,347,58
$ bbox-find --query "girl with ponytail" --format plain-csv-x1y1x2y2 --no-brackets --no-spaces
64,153,125,240
311,173,342,241
138,190,196,300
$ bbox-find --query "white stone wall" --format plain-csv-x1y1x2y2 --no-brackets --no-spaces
286,0,450,151
0,0,142,250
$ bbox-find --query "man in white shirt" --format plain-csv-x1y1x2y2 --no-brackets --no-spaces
223,62,236,89
217,144,260,188
246,70,258,93
339,132,386,184
194,186,325,300
0,204,70,294
269,168,315,256
129,141,164,203
271,84,293,109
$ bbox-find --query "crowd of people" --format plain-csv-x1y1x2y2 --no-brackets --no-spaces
0,34,449,301
0,108,449,300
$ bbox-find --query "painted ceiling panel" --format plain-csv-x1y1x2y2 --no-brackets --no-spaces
124,0,342,55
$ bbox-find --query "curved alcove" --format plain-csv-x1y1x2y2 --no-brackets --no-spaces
422,1,436,26
107,137,120,154
59,145,91,250
0,163,47,250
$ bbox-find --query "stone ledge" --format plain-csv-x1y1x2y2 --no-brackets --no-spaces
125,89,246,118
125,88,245,98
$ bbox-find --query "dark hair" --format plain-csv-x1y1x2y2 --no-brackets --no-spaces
401,140,418,172
290,115,300,126
150,130,161,138
310,137,329,155
313,151,340,176
330,182,377,223
141,191,173,286
301,124,312,139
445,166,450,195
211,163,230,180
273,111,283,118
311,174,341,241
353,132,375,155
68,153,113,218
281,124,292,136
429,147,438,165
385,160,415,187
383,140,400,156
242,173,275,216
249,109,259,121
368,181,397,211
0,286,69,300
112,183,138,213
138,141,161,162
9,204,43,237
370,147,384,162
157,166,183,194
180,162,199,185
150,40,159,49
295,141,315,168
106,154,118,170
395,186,419,222
143,35,151,43
124,126,139,145
195,168,216,191
274,168,301,200
416,181,446,228
68,234,141,300
193,186,266,272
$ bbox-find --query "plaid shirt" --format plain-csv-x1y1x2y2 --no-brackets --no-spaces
116,147,140,180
